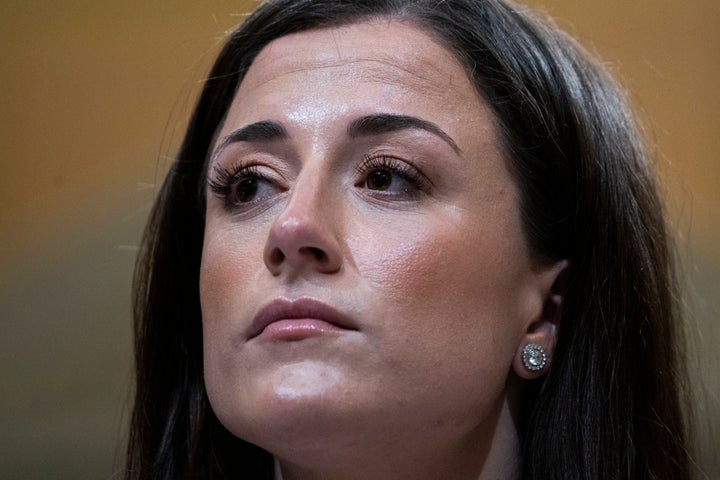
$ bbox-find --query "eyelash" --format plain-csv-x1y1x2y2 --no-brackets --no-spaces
356,153,430,196
208,161,272,204
206,154,430,210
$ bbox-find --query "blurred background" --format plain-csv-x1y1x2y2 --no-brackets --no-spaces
1,1,717,478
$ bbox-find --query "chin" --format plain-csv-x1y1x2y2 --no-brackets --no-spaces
209,360,366,450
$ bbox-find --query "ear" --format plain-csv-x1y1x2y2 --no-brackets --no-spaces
513,259,569,380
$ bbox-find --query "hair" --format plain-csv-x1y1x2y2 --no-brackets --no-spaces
126,0,690,478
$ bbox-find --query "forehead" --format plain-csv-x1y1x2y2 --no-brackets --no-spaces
211,19,507,186
236,19,481,108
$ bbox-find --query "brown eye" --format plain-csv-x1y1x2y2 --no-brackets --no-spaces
355,154,430,200
236,177,259,203
208,162,285,214
366,169,393,190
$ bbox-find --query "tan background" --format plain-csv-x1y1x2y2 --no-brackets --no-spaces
1,1,717,478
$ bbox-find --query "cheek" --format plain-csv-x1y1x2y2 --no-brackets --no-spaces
199,224,266,346
200,246,235,332
354,212,529,317
351,236,515,428
199,226,269,427
348,209,533,373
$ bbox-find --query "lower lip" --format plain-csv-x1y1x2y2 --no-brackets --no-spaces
259,318,346,341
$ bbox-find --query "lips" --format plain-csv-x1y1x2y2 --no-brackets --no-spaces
248,297,357,340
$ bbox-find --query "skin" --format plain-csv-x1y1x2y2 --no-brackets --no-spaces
200,19,566,480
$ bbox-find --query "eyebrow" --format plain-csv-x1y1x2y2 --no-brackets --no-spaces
212,113,462,160
347,113,462,155
212,120,287,159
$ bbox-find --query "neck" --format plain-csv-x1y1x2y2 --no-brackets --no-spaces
272,398,521,480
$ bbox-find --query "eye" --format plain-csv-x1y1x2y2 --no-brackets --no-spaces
236,176,260,202
366,169,393,191
356,154,429,198
208,162,284,212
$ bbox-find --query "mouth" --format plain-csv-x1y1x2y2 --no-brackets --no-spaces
248,297,358,341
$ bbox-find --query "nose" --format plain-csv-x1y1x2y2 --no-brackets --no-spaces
263,180,343,277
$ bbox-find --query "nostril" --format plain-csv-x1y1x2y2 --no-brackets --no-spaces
269,249,285,265
302,246,328,263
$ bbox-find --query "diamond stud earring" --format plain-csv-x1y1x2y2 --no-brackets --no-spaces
521,343,548,372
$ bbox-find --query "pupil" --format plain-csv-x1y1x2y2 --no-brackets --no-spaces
237,178,258,202
368,170,392,190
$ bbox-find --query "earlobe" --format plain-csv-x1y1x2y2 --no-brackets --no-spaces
513,259,569,379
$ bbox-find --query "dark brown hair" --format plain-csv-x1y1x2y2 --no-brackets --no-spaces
127,1,690,478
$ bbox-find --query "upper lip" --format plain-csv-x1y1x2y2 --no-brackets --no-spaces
248,297,357,339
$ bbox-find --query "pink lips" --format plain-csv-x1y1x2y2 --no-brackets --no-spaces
249,298,356,341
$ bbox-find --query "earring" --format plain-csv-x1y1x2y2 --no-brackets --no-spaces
521,344,547,372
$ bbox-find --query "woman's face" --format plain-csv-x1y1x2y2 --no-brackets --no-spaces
200,19,562,475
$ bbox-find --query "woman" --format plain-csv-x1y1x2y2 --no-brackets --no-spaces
127,1,690,478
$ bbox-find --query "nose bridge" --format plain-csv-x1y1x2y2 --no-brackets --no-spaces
282,167,327,225
264,164,343,276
